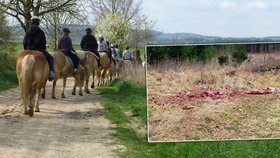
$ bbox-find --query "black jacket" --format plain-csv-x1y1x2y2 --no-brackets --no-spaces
80,33,98,52
23,26,46,51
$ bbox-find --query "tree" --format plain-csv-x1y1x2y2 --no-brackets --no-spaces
131,13,154,48
0,10,16,72
95,12,132,51
0,0,77,32
0,9,11,42
42,2,87,50
90,0,142,21
89,0,154,47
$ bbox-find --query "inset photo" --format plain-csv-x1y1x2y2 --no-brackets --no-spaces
147,43,280,142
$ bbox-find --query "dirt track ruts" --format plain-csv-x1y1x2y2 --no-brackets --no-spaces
0,78,124,158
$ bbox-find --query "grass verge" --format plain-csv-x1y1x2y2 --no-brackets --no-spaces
0,70,18,91
97,79,280,157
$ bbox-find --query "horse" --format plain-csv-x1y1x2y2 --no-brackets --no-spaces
106,57,122,83
16,50,49,116
82,51,98,93
51,51,83,99
96,52,111,86
120,59,135,78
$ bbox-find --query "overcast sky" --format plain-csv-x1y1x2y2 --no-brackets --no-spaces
142,0,280,37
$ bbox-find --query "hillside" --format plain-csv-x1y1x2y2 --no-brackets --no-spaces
9,25,280,44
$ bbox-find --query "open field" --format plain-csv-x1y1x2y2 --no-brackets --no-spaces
147,59,280,141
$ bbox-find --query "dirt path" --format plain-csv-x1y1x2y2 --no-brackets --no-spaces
0,78,124,158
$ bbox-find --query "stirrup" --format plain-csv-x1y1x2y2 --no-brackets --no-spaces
74,69,80,74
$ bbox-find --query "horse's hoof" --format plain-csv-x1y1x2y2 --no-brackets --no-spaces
61,94,66,98
27,109,34,117
35,109,40,112
79,93,83,96
86,91,90,94
72,92,76,95
91,85,94,89
41,95,45,99
52,96,56,99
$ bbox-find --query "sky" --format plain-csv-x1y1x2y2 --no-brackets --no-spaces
142,0,280,37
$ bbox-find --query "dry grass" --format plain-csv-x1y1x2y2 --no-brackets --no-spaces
119,63,145,84
147,55,280,141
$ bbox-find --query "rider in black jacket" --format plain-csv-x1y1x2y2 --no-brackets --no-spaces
80,28,101,67
23,16,54,81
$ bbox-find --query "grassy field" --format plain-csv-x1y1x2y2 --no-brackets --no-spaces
97,79,280,157
147,60,280,141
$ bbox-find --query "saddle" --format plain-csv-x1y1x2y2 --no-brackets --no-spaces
65,56,74,69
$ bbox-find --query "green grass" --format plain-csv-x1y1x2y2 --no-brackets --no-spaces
97,79,280,158
14,42,23,51
0,70,18,91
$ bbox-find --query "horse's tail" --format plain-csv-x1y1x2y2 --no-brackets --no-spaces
21,55,35,108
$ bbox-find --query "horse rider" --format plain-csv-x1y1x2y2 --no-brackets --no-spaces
97,34,112,64
23,16,54,81
58,28,80,74
123,46,132,61
80,28,101,67
133,47,142,64
114,44,121,59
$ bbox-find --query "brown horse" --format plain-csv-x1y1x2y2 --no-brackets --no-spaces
51,51,82,99
96,52,111,86
16,50,49,116
82,51,98,93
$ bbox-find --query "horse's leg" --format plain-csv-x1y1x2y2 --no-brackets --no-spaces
61,77,67,98
91,70,95,89
35,88,41,112
27,92,35,117
78,77,83,96
84,68,91,93
52,78,58,99
97,69,101,86
19,82,27,115
41,83,46,99
72,79,76,95
103,68,108,86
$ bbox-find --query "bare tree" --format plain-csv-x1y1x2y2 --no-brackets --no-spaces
42,1,86,50
131,13,154,47
0,0,77,32
90,0,142,22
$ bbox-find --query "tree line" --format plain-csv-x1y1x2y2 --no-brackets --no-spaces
147,43,280,66
0,0,153,51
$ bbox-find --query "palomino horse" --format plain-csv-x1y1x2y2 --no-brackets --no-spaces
120,59,135,78
96,52,111,86
107,58,122,83
51,51,83,99
16,50,49,116
82,51,98,93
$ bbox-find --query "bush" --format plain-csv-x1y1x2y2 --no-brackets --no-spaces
0,42,17,72
218,56,228,66
182,45,216,63
232,50,248,66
